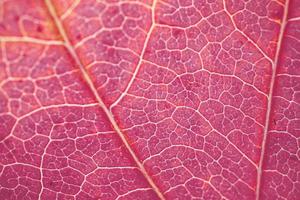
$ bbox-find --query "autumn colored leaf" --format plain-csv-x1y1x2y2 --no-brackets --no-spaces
0,0,299,199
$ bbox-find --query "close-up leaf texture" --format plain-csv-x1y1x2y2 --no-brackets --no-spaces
0,0,299,199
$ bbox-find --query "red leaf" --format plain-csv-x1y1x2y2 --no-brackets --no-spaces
0,0,299,199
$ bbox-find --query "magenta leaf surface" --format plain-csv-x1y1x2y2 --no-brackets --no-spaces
0,0,299,199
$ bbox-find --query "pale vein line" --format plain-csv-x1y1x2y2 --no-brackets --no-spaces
0,36,64,45
222,1,274,64
255,0,290,199
44,1,165,199
110,0,158,109
1,103,98,142
288,16,300,22
116,188,153,200
60,0,81,20
38,136,51,200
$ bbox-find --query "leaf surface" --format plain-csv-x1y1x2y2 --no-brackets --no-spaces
0,0,299,199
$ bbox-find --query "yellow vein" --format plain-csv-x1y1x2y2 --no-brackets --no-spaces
44,0,165,199
255,0,290,199
0,36,64,45
60,0,80,20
